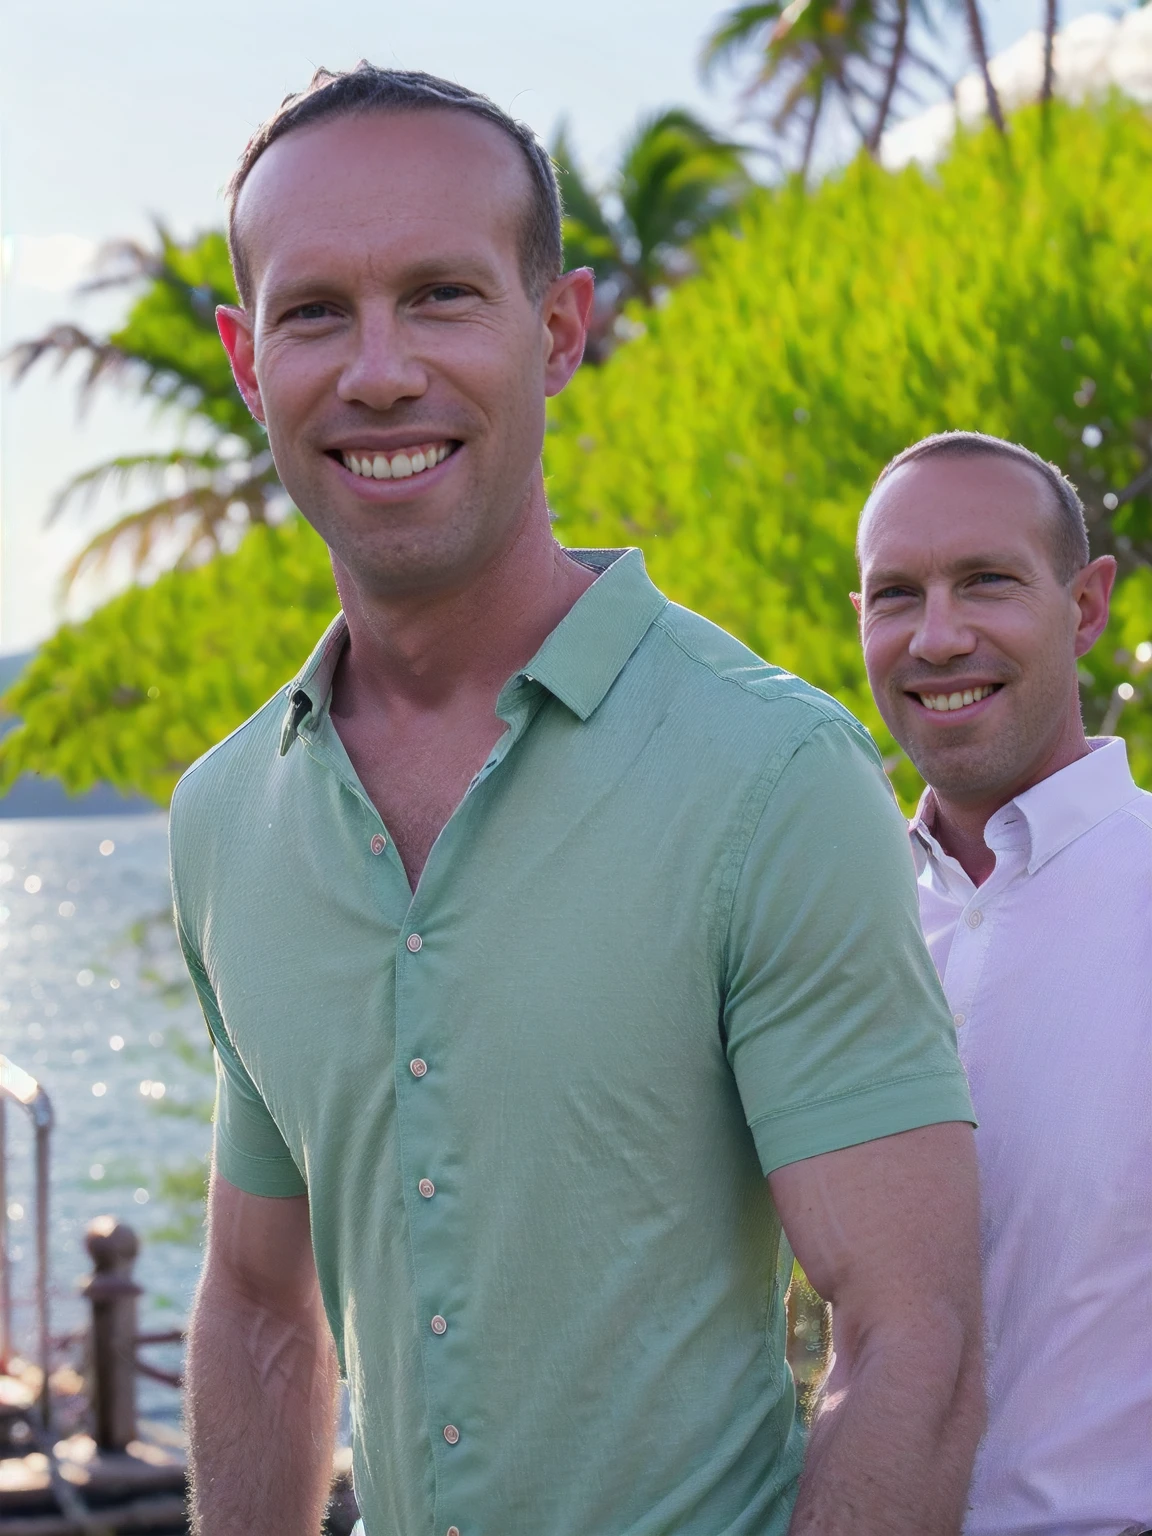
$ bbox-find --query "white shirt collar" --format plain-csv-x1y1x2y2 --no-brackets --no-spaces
910,737,1139,878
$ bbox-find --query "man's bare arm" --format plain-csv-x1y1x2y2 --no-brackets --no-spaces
186,1173,339,1536
771,1122,985,1535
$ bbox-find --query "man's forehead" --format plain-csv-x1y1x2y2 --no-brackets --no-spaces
234,108,529,273
858,453,1051,571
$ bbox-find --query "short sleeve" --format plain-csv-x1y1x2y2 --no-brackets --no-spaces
175,918,307,1199
724,716,974,1175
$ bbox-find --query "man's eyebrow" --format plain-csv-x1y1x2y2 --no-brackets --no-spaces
392,253,504,286
946,550,1031,573
864,551,1033,588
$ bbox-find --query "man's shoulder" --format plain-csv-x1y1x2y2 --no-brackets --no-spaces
647,600,876,756
170,685,289,827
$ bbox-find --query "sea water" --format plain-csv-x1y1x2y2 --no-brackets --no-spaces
0,813,210,1420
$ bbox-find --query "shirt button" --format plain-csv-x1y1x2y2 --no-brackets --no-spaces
409,1058,428,1078
953,1012,966,1027
430,1314,448,1334
406,933,423,953
443,1424,460,1445
418,1178,436,1199
370,833,386,855
966,909,983,928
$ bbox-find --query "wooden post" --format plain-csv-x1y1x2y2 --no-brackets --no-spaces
83,1218,142,1451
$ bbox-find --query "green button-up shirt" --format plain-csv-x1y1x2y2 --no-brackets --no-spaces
170,548,973,1536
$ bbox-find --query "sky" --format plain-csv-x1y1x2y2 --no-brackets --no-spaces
0,0,1126,653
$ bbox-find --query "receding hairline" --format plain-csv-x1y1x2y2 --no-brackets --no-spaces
857,432,1090,582
229,104,539,299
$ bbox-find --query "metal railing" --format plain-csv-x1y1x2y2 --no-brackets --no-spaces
0,1052,54,1426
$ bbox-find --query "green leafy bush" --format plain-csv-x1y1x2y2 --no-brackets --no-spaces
0,518,337,804
547,98,1152,798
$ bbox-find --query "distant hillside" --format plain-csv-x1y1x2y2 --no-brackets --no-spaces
0,651,153,819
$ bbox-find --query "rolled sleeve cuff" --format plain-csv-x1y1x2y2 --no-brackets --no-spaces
213,1125,308,1199
749,1070,977,1176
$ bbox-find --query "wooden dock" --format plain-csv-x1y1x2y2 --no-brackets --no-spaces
0,1233,358,1534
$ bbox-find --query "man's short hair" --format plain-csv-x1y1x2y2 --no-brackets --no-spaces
867,430,1090,582
226,63,563,307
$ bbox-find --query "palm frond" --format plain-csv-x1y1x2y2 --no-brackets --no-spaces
47,446,276,526
4,325,140,406
551,125,615,240
702,4,790,77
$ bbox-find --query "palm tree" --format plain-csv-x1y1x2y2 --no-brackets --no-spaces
5,225,284,591
553,110,753,359
701,0,953,177
1041,0,1059,104
960,0,1006,131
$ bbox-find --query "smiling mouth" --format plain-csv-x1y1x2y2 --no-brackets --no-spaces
912,684,1002,713
332,441,457,481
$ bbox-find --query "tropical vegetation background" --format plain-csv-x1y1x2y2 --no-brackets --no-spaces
3,0,1149,810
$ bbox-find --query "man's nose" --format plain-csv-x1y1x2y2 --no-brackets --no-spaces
336,308,428,411
909,591,977,665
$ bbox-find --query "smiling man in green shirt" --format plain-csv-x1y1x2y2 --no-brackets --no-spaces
174,65,983,1536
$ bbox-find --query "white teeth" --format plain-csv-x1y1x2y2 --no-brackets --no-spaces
919,685,996,712
341,444,451,479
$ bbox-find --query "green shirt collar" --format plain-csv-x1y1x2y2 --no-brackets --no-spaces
280,547,666,755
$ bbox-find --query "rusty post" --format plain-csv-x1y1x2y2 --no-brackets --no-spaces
83,1218,142,1450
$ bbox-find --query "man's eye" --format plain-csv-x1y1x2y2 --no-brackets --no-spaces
873,586,913,600
970,572,1011,587
286,303,333,321
426,285,469,303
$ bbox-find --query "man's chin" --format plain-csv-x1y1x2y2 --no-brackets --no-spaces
903,737,1013,804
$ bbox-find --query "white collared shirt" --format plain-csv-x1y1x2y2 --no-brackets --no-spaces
912,739,1152,1536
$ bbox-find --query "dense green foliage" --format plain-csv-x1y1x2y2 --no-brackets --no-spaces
0,518,337,804
547,98,1152,797
3,100,1150,804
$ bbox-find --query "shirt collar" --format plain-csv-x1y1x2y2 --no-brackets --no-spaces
501,548,667,721
909,736,1139,877
279,548,666,754
1006,736,1140,874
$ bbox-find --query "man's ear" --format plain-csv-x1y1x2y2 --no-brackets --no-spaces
1072,554,1117,658
216,305,265,424
542,268,596,398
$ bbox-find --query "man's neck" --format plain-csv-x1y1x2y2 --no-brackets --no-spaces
926,725,1093,887
332,504,596,717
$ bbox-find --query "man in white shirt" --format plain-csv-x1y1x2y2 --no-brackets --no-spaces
852,429,1152,1536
